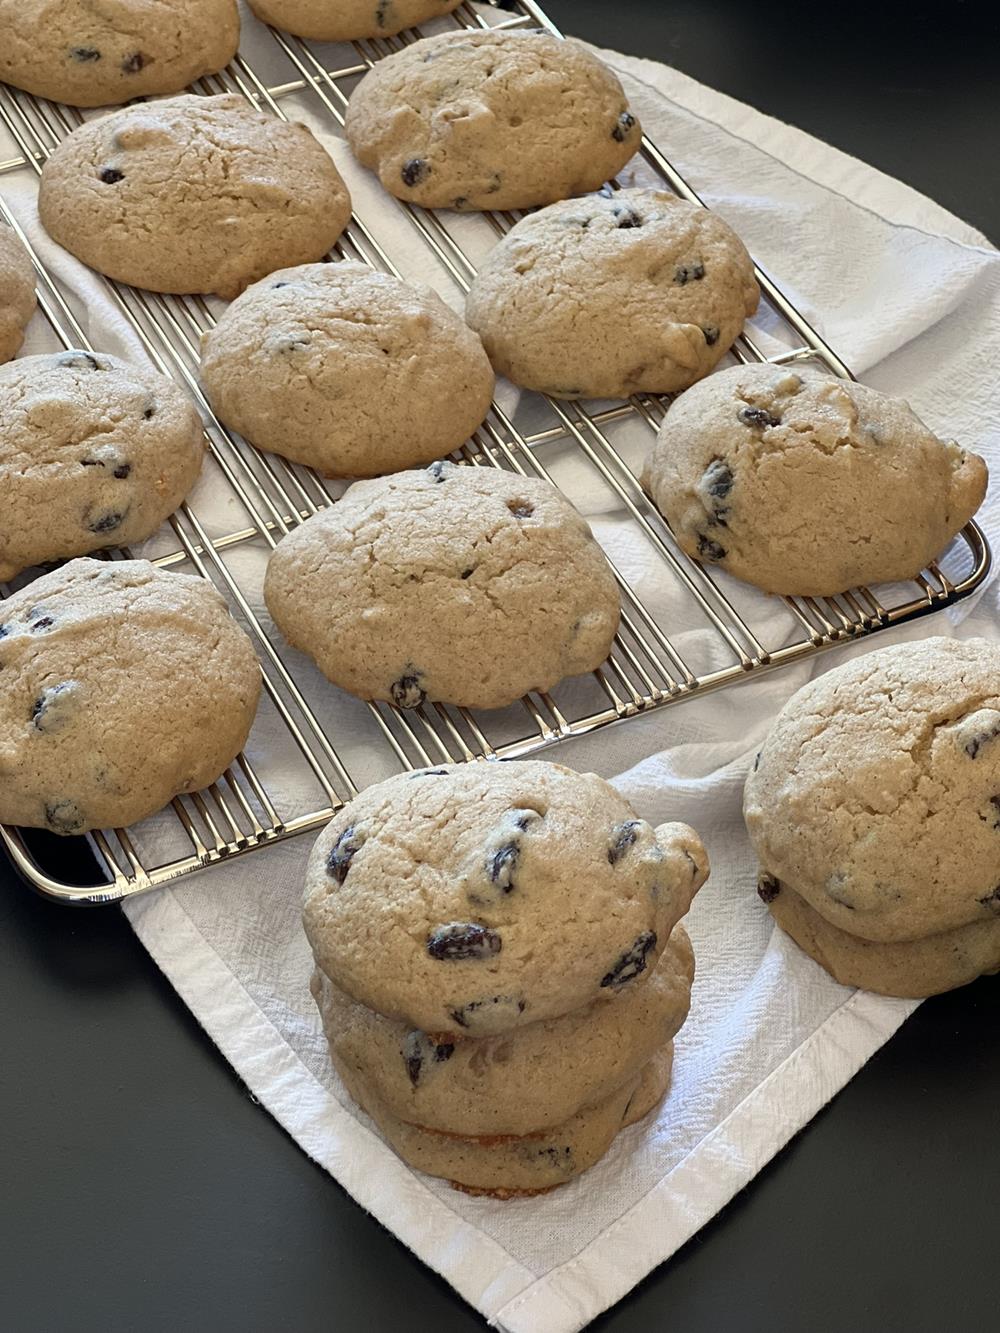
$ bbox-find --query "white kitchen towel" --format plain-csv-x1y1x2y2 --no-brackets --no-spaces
2,8,998,1331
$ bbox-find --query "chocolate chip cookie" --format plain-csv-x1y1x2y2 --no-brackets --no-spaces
0,0,239,107
0,558,260,833
38,94,351,298
311,924,693,1136
465,188,759,399
0,350,204,581
303,761,708,1035
248,0,462,41
263,462,621,710
344,29,642,211
745,637,1000,996
643,365,988,596
199,262,494,476
0,227,35,365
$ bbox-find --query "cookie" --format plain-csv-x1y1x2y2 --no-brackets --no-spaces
199,262,494,476
344,29,642,212
0,558,260,833
0,227,36,364
643,365,989,596
38,94,351,299
0,0,239,108
465,188,759,399
248,0,462,41
745,637,1000,994
334,1041,674,1196
310,924,693,1136
762,878,1000,999
303,761,708,1035
0,350,204,581
263,462,620,710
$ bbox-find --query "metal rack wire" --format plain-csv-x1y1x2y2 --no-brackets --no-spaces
0,0,990,903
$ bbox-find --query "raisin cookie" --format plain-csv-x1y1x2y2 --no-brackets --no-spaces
264,462,620,710
333,1040,674,1196
643,365,988,596
0,559,260,833
0,227,36,364
199,262,494,476
344,29,642,212
248,0,462,41
303,761,708,1035
38,94,351,299
465,189,759,399
745,637,1000,996
311,925,693,1136
0,350,204,581
0,0,239,108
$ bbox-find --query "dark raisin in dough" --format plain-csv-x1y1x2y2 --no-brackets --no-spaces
426,922,502,961
448,994,525,1028
390,671,426,709
600,930,657,989
757,872,781,903
738,405,780,429
701,325,720,346
401,158,430,187
44,799,85,834
87,509,127,534
121,52,145,74
608,820,640,865
327,824,365,884
403,1030,455,1086
70,47,101,63
674,262,705,284
611,110,636,142
57,351,100,370
703,458,734,499
697,534,726,562
99,168,125,184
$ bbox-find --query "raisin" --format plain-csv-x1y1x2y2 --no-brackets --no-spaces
80,458,103,468
675,262,705,284
486,842,519,893
427,461,448,483
99,168,125,184
702,326,720,346
452,196,469,210
697,534,726,562
978,885,1000,911
409,768,448,778
70,47,101,62
506,499,534,518
31,681,78,733
611,110,636,142
272,281,290,289
608,820,640,865
449,995,525,1028
31,616,54,632
44,799,85,834
401,158,429,187
757,873,781,903
704,458,734,500
613,206,642,229
427,923,502,961
87,509,127,534
402,1030,455,1086
375,0,391,27
964,716,1000,758
391,671,426,710
738,405,781,429
0,624,7,638
992,796,1000,829
121,52,145,74
460,568,474,580
601,931,656,989
753,750,762,772
113,463,131,479
57,351,99,370
327,824,364,885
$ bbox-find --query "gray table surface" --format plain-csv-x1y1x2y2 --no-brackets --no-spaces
2,3,999,1329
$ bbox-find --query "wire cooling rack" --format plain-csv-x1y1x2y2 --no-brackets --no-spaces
0,0,991,903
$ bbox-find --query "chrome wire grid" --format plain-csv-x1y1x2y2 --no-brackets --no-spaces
0,0,990,902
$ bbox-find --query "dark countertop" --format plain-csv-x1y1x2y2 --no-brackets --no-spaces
2,3,998,1330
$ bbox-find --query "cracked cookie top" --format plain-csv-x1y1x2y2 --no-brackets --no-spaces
744,637,1000,943
0,350,204,581
465,187,759,399
37,94,351,298
303,760,708,1033
0,0,239,108
262,460,621,710
0,558,260,833
643,364,988,596
199,262,494,476
344,29,642,212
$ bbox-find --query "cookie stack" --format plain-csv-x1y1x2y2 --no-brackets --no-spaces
303,761,708,1196
745,637,1000,998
